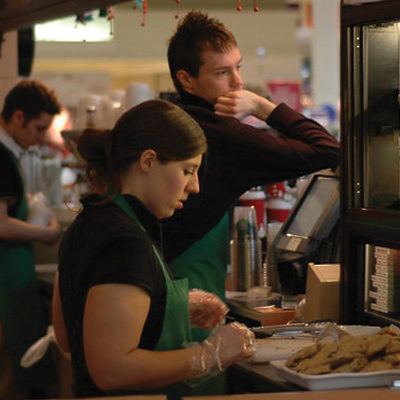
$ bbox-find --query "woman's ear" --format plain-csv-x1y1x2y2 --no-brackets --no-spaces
176,69,194,93
139,149,157,172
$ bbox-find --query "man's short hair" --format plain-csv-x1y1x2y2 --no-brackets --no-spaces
167,11,237,96
1,79,62,123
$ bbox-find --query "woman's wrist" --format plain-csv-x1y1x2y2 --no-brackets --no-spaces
186,343,215,376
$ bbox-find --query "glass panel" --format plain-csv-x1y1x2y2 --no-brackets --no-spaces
363,22,400,209
364,244,400,317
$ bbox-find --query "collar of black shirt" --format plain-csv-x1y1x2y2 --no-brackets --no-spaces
178,91,214,112
123,194,162,248
82,193,162,249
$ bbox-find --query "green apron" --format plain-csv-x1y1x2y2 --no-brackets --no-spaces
0,147,54,394
168,213,230,395
170,213,229,338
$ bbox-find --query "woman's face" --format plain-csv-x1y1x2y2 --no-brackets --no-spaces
145,154,203,219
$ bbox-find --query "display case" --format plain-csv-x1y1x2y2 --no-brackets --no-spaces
341,0,400,326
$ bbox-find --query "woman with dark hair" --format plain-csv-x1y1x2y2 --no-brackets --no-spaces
52,99,254,399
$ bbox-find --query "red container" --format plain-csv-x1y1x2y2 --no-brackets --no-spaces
266,198,291,223
266,182,286,199
239,190,266,232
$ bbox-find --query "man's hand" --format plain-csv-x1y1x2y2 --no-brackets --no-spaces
214,90,277,121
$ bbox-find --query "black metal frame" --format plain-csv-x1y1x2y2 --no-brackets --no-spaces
340,0,400,326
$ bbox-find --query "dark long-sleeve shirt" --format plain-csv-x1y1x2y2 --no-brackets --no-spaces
161,93,340,263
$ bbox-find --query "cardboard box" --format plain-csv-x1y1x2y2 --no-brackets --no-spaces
304,263,340,322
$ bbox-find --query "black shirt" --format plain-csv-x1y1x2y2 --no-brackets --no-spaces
58,194,168,397
161,93,341,262
0,142,24,218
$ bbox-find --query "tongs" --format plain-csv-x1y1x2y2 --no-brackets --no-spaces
250,321,335,339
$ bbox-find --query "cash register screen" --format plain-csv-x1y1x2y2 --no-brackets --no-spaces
284,175,339,238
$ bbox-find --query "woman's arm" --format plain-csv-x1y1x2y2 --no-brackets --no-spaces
83,283,197,391
51,272,71,357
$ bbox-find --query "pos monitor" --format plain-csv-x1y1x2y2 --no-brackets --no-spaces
273,174,340,257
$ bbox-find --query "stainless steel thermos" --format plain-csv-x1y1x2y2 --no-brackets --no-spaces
230,206,263,291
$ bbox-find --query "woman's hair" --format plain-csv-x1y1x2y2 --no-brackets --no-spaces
78,98,207,194
168,11,237,96
1,79,61,123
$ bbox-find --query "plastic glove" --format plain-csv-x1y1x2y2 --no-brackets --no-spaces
187,321,255,375
189,289,228,330
27,192,53,227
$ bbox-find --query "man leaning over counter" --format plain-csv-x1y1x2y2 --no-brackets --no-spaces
162,10,340,337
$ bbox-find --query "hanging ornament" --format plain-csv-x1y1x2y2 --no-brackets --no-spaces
237,0,260,12
107,7,115,35
132,0,147,27
75,11,93,25
254,0,259,12
99,8,108,18
75,13,85,25
175,0,181,19
134,0,143,10
141,0,148,27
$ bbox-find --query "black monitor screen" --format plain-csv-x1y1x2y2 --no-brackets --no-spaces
285,176,339,238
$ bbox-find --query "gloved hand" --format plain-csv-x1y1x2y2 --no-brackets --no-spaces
189,289,228,330
187,321,255,375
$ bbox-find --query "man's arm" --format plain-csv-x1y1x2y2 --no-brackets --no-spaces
163,95,340,262
0,199,61,244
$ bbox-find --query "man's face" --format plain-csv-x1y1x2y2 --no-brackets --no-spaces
183,46,244,104
13,111,54,149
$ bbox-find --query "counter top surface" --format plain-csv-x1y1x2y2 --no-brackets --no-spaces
233,361,298,391
182,387,400,399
